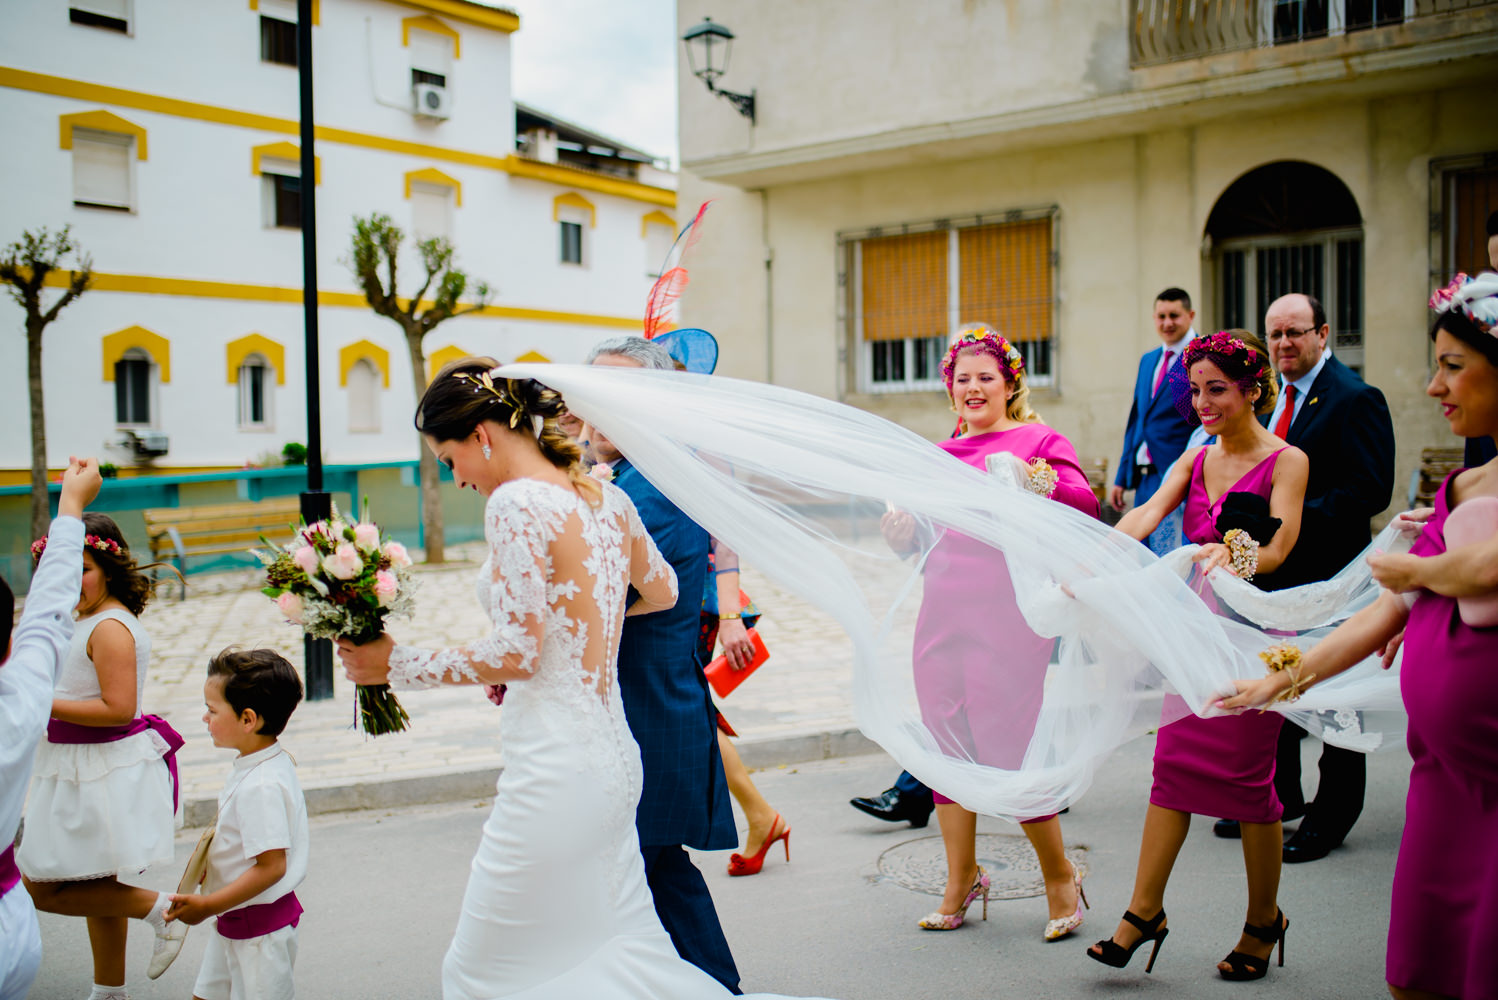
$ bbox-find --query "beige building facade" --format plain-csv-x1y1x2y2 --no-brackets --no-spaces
675,0,1498,506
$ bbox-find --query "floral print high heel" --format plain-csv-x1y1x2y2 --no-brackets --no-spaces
1043,861,1089,941
918,866,990,930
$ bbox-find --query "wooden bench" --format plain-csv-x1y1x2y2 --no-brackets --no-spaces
1414,446,1465,508
143,498,304,598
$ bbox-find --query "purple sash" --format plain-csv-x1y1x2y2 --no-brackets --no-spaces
0,844,19,897
216,892,302,940
47,715,186,811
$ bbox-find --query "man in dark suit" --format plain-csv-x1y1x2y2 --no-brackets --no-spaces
1211,293,1396,863
1110,288,1198,553
586,337,742,994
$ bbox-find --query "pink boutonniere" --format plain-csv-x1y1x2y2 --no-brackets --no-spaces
588,462,616,484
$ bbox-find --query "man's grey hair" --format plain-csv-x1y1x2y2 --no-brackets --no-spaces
586,336,675,371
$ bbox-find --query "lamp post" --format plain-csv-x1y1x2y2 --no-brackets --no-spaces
297,0,332,701
682,17,755,123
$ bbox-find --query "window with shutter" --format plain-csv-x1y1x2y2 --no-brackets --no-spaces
70,0,129,33
115,352,152,425
72,131,133,211
347,359,381,433
238,357,272,428
410,30,452,89
410,182,453,243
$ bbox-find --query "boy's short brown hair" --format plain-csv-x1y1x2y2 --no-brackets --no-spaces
207,648,303,736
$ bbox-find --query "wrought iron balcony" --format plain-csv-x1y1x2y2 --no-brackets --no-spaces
1129,0,1498,68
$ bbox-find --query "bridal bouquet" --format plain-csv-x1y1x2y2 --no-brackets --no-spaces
256,508,416,736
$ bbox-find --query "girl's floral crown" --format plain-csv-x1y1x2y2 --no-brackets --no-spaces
31,534,124,561
1429,271,1498,337
940,325,1025,391
1170,331,1271,426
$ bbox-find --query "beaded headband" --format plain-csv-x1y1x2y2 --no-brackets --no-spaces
31,534,124,561
940,325,1025,393
1168,331,1271,426
1429,271,1498,337
456,369,550,440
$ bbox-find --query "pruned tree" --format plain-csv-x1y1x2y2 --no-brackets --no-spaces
1,227,93,542
348,213,491,564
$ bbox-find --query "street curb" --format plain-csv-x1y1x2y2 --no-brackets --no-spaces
181,726,882,826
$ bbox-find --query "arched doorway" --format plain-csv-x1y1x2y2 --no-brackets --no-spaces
1205,160,1365,373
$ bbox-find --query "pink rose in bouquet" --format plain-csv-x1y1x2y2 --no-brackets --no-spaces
275,591,304,624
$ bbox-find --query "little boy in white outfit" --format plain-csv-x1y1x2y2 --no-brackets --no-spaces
167,648,308,1000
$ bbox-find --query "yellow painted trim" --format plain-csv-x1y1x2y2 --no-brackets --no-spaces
640,209,675,238
252,141,321,185
513,156,674,208
402,15,461,58
426,344,470,376
4,69,676,208
102,325,171,383
386,0,517,33
40,269,643,329
552,191,596,229
249,0,320,25
339,340,391,388
404,166,462,206
513,349,550,363
59,110,148,160
225,333,286,386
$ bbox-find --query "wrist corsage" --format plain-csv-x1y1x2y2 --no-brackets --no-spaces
1025,459,1059,498
1258,643,1306,706
1222,528,1259,580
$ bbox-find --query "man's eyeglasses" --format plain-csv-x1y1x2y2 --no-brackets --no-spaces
1267,327,1320,342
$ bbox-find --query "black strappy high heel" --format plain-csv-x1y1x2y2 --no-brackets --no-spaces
1219,909,1288,981
1087,909,1169,974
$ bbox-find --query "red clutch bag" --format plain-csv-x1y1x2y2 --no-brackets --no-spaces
704,628,770,698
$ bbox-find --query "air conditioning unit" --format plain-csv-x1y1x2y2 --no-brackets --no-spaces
121,429,169,458
412,83,451,120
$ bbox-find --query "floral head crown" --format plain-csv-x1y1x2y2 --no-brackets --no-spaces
1170,330,1271,426
1429,271,1498,337
940,325,1025,392
32,534,124,561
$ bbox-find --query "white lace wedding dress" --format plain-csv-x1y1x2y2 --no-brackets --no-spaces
385,479,824,1000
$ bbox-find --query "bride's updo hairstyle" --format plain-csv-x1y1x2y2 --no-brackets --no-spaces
417,356,602,504
1180,328,1278,417
941,323,1041,425
1429,271,1498,367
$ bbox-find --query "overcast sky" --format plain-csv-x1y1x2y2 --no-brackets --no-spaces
506,0,680,165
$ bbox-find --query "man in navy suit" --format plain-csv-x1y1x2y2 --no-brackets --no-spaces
1211,293,1395,862
586,337,741,994
1110,288,1198,552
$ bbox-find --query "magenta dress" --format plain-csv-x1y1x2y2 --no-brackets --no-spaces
1386,473,1498,999
913,424,1100,811
1150,447,1288,823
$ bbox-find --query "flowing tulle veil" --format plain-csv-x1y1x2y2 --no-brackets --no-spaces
502,363,1407,822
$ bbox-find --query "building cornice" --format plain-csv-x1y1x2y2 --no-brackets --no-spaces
684,32,1498,188
1,67,675,208
34,268,644,329
385,0,518,34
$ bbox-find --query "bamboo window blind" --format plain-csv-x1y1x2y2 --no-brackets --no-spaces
958,219,1052,343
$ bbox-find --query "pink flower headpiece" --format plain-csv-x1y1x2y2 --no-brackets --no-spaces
1181,330,1268,379
940,324,1025,392
31,534,124,561
1430,271,1498,337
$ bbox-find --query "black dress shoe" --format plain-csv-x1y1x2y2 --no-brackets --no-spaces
1213,819,1242,839
849,787,934,827
1282,826,1341,864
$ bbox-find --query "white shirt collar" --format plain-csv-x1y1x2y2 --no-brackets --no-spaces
1162,328,1196,355
233,742,285,770
1282,350,1329,393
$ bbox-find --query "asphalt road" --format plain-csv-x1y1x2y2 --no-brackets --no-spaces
28,738,1407,999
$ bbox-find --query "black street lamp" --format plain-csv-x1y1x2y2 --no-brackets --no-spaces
682,17,755,123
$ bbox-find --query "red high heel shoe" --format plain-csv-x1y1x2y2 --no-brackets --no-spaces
727,814,790,876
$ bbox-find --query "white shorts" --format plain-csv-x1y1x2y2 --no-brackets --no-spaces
192,924,297,1000
0,887,42,1000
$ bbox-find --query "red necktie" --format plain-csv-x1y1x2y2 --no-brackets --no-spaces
1273,384,1297,439
1152,350,1174,397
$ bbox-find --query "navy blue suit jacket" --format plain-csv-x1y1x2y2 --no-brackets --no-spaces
612,459,736,851
1115,346,1194,498
1257,355,1395,591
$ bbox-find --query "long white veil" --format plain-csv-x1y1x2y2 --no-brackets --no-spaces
502,364,1406,823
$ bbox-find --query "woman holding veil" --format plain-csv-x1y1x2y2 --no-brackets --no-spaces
1088,330,1308,981
338,358,830,1000
1225,273,1498,1000
882,325,1099,938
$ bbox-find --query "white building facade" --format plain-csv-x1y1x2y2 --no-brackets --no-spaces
0,0,677,478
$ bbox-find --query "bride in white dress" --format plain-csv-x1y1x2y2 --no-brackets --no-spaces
338,361,826,1000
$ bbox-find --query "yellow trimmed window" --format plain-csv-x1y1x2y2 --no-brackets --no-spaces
252,142,318,230
405,168,461,243
642,210,675,278
62,111,147,213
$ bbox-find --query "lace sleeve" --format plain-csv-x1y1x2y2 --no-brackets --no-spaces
388,491,552,690
623,492,677,611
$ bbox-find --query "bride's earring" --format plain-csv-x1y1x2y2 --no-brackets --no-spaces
481,441,492,460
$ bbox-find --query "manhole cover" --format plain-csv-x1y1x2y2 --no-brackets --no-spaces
876,833,1089,900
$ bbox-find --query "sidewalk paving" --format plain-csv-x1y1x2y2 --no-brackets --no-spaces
135,544,873,825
